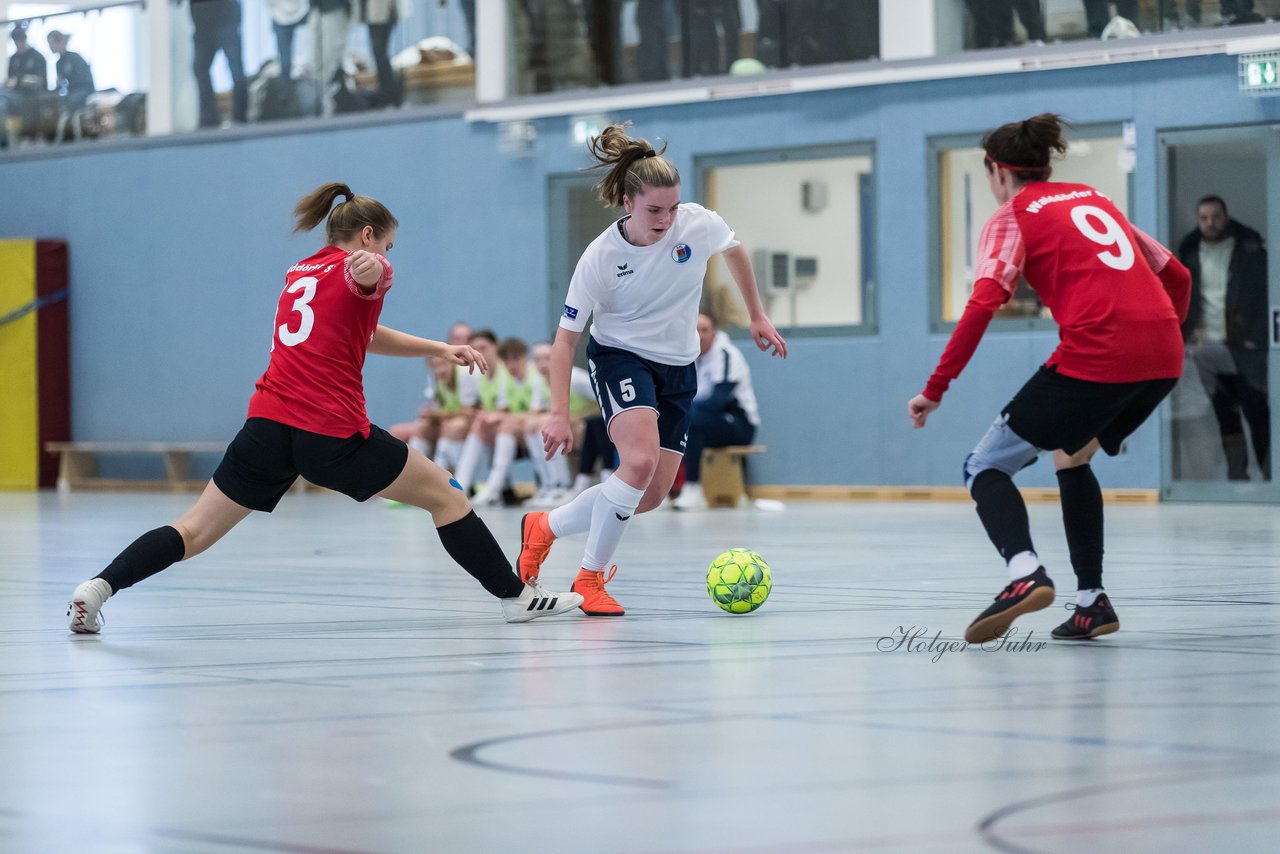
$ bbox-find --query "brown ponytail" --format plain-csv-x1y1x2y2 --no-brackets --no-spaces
292,182,399,245
583,123,680,208
981,113,1070,182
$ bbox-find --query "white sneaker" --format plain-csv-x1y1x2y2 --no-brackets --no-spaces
672,483,708,511
471,485,502,507
501,583,584,623
528,487,571,509
67,578,111,634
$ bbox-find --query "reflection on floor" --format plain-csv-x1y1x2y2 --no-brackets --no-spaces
2,492,1278,853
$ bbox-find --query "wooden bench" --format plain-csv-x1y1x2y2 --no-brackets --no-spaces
44,442,227,493
700,445,767,508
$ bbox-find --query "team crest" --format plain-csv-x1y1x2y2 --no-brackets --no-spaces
672,244,692,263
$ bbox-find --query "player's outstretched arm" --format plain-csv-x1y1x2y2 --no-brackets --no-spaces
542,327,581,459
722,244,787,358
368,326,488,374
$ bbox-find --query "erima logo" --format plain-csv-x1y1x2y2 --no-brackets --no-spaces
563,304,579,320
615,513,631,521
616,263,634,278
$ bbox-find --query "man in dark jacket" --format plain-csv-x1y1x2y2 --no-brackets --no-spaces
1177,195,1270,480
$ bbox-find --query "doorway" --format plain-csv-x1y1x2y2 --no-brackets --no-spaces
1159,126,1278,501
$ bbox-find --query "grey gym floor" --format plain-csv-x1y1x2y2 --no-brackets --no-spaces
1,491,1277,854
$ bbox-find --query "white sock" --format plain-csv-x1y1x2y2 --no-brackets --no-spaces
582,475,645,571
1077,588,1104,607
483,433,518,494
549,484,602,537
453,434,486,492
1008,551,1040,580
434,438,463,471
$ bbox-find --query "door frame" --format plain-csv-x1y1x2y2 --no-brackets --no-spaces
1157,124,1280,503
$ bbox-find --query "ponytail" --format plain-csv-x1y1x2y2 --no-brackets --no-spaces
981,113,1070,183
583,122,680,208
293,182,398,245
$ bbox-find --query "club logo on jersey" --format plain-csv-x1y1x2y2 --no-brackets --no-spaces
563,304,579,320
672,244,692,264
616,263,634,278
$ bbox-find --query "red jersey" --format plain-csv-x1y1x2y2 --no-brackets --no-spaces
246,246,393,437
924,182,1190,401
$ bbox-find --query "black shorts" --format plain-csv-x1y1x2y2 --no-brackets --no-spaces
587,337,697,454
1003,366,1177,456
212,418,409,512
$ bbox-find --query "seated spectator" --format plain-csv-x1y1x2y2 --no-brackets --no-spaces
451,329,507,499
46,30,94,142
469,337,544,507
388,354,470,462
673,312,761,511
3,24,48,146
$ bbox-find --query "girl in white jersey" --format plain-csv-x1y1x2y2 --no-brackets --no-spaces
515,124,788,616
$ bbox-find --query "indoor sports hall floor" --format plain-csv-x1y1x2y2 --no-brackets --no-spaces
2,491,1278,853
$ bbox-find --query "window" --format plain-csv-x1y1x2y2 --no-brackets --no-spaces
933,125,1133,326
698,144,876,334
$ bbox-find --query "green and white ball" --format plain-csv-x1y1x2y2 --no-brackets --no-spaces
707,549,772,614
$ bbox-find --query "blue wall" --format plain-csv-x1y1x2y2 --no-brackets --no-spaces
4,54,1278,488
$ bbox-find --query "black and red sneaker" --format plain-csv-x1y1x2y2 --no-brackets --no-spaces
964,567,1056,643
1051,594,1120,640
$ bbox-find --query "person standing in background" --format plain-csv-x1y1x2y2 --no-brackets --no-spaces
189,0,248,127
1176,195,1270,480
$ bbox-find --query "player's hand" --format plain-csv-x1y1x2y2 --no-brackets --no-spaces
542,414,574,460
444,344,487,374
908,394,939,429
750,316,788,358
347,250,384,286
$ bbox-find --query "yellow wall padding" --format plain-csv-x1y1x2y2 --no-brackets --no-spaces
0,239,38,489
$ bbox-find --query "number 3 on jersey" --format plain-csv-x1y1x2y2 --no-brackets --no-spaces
278,276,318,347
1070,205,1135,272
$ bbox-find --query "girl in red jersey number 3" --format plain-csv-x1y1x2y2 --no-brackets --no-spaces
908,115,1191,643
68,183,581,633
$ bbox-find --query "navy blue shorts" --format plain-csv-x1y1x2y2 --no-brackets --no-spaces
586,338,697,454
213,418,408,512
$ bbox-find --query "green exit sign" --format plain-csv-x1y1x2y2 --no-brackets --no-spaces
1240,51,1280,96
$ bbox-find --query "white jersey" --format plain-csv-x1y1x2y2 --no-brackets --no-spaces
694,331,760,426
559,202,740,366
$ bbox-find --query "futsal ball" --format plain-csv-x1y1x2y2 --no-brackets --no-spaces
707,549,772,614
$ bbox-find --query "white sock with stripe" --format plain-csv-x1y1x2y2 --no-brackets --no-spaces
582,475,645,572
549,484,602,537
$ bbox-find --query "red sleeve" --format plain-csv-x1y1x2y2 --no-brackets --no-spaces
1157,255,1191,325
923,278,1009,402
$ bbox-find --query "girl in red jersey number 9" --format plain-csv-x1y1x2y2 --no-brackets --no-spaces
908,115,1192,644
67,183,582,633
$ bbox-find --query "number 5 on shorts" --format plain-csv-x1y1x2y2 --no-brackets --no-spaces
619,378,636,402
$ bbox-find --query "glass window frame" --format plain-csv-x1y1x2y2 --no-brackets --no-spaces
694,141,878,340
927,122,1135,334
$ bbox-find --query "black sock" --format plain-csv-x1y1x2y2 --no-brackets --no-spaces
436,511,525,599
970,469,1036,562
1057,465,1104,590
96,525,187,593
